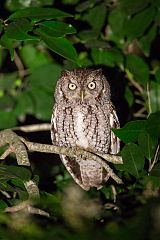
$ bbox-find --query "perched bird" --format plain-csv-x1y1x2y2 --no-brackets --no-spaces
51,68,120,190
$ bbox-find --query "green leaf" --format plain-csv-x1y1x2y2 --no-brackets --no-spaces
153,0,160,7
0,34,14,60
20,44,52,70
8,7,72,21
0,95,15,111
78,30,108,48
78,30,97,42
155,7,160,25
38,21,76,37
5,18,37,40
77,51,93,67
121,143,145,178
108,8,126,37
146,111,160,138
124,86,134,107
64,0,80,4
139,25,157,56
10,166,32,181
119,0,150,15
6,0,53,11
40,192,61,216
141,175,160,189
124,6,155,40
14,91,34,117
0,166,32,182
0,72,17,90
138,131,158,161
86,40,110,49
82,3,106,32
155,68,160,83
15,188,29,200
38,33,78,63
112,120,147,143
11,178,26,189
76,1,95,12
91,48,123,67
148,81,160,113
30,88,52,120
126,55,149,85
0,182,16,192
26,63,62,120
27,63,62,92
150,163,160,177
0,110,17,129
0,48,6,69
0,200,8,211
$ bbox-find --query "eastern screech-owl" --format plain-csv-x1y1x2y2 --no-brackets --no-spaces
51,68,120,190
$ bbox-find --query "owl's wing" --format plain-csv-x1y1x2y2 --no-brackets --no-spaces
109,104,120,154
51,104,59,145
60,155,91,191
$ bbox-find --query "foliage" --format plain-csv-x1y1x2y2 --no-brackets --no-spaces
0,0,160,239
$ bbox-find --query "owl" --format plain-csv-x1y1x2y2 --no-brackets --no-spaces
51,68,120,191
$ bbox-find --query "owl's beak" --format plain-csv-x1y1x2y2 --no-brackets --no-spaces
80,90,85,102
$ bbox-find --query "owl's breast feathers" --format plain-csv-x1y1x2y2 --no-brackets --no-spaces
56,103,111,152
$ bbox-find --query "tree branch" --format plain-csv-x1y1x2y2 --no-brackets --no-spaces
5,200,50,217
12,123,51,132
0,129,30,166
0,129,40,198
0,129,123,185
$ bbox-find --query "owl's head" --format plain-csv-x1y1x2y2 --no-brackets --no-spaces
55,68,111,103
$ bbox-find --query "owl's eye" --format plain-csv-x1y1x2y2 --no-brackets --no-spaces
68,83,77,90
88,81,96,90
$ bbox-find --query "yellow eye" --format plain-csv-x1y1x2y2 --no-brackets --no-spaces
88,81,96,90
68,83,77,90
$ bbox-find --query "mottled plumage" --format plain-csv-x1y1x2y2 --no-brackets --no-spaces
51,68,120,190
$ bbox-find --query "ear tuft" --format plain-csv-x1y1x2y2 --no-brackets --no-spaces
93,68,102,75
61,70,70,77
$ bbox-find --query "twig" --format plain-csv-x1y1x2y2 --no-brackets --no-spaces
5,200,30,213
147,81,151,115
27,206,50,217
14,50,25,79
5,200,50,217
0,190,11,198
0,147,13,159
135,99,145,105
104,203,119,211
24,180,40,198
133,106,146,118
96,152,123,164
149,145,160,172
111,185,117,203
125,69,144,94
13,123,51,132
